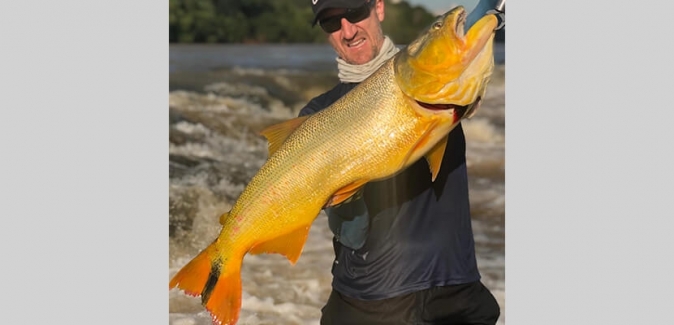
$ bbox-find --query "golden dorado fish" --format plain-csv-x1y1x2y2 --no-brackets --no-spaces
169,6,498,325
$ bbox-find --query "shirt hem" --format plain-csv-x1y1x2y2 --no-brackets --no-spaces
332,275,482,301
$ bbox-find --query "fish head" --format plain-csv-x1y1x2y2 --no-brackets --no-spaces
394,6,498,121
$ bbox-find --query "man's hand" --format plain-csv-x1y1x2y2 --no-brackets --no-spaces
325,195,369,251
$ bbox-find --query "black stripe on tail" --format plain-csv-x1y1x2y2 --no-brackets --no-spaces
201,258,222,304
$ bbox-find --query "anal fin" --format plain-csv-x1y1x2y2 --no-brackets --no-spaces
248,225,311,264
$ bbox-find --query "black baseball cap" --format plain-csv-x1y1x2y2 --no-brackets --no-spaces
311,0,371,26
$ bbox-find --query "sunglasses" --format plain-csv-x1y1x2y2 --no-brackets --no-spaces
318,1,376,33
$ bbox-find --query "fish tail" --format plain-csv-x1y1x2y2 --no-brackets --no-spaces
169,242,243,325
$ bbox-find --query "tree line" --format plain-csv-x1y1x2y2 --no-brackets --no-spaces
169,0,441,44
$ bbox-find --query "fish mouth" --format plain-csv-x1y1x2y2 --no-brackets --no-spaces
416,96,480,120
394,8,496,106
454,8,466,39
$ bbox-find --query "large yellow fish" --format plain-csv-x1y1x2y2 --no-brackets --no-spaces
169,6,498,325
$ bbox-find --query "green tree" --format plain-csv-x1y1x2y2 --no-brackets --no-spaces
168,0,442,44
382,1,436,44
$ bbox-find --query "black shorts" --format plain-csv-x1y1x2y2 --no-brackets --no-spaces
320,281,500,325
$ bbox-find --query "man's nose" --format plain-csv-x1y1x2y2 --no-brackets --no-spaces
340,18,357,39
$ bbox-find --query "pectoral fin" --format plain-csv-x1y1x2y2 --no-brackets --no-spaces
403,121,450,182
249,225,311,264
464,98,482,119
259,115,310,156
424,136,448,182
324,180,367,208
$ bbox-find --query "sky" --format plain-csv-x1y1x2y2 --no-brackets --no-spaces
400,0,480,15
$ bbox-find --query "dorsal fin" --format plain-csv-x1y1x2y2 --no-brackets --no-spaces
424,135,448,182
259,116,310,156
324,180,368,208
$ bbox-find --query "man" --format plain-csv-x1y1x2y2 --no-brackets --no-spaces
300,0,502,324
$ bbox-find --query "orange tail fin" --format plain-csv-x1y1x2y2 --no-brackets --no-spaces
169,242,243,325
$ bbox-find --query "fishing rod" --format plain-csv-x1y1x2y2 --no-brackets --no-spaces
495,0,505,13
488,0,506,30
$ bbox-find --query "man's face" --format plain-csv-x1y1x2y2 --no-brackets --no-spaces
320,0,386,65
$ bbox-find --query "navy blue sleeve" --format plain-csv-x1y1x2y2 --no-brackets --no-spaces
298,95,325,117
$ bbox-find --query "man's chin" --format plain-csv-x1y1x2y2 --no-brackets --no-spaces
344,50,376,65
